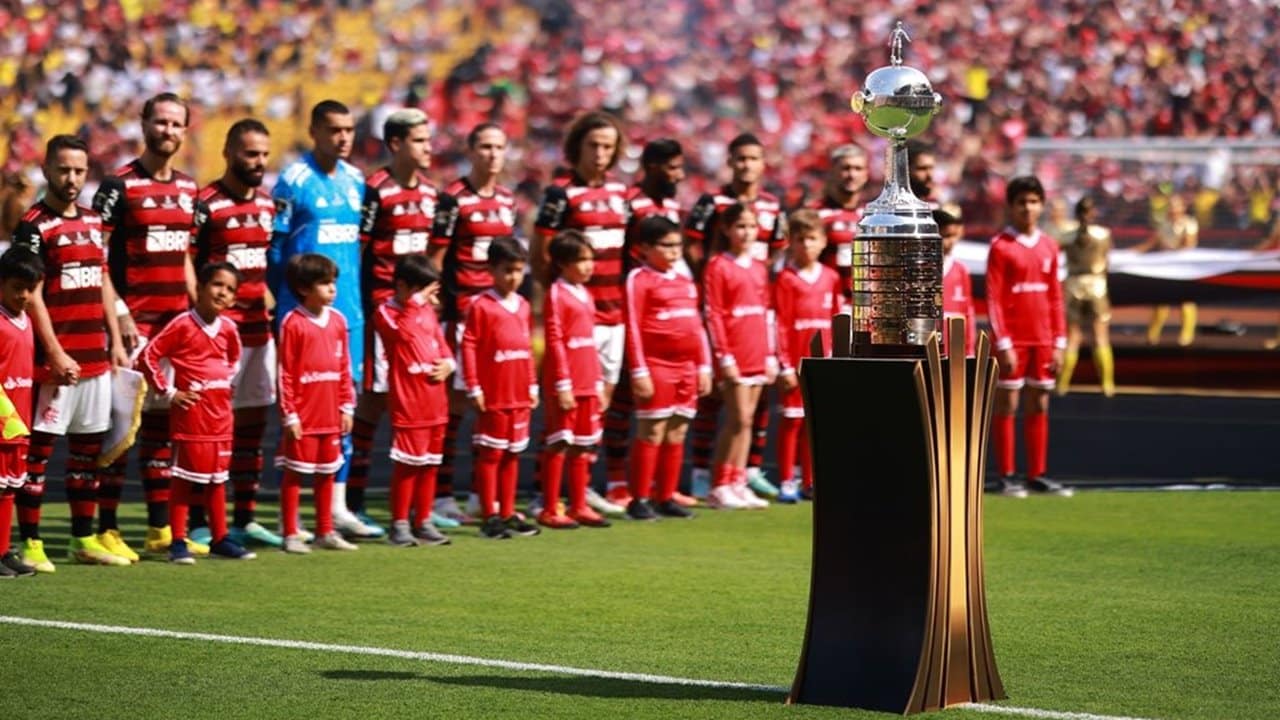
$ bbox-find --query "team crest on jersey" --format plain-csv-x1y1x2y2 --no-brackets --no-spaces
259,210,273,229
89,229,103,246
420,199,435,216
498,207,514,226
758,211,776,229
1042,257,1052,274
833,221,848,232
178,193,193,213
608,195,626,215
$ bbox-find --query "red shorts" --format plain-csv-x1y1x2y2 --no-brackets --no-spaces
635,358,699,420
473,408,531,453
0,442,28,489
276,433,344,475
779,384,805,419
171,439,232,485
998,345,1057,390
391,425,445,466
543,395,601,447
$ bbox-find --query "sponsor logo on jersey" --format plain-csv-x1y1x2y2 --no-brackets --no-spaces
794,318,830,331
188,378,232,392
566,336,594,350
317,223,358,245
1011,282,1050,294
731,305,766,318
227,245,268,270
493,349,532,363
655,308,698,321
392,230,429,255
60,264,104,290
300,371,343,385
146,228,191,253
2,377,33,391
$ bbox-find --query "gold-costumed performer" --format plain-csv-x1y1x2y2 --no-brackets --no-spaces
1057,197,1116,396
1143,195,1198,346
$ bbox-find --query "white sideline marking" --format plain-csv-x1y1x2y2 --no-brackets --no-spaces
0,615,1160,720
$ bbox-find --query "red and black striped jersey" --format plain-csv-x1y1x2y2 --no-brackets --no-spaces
685,186,787,264
193,182,275,347
535,175,630,325
359,168,438,307
624,186,680,270
92,160,197,335
813,195,860,300
431,178,515,322
10,202,111,381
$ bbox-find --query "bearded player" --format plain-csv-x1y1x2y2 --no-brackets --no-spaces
813,144,869,310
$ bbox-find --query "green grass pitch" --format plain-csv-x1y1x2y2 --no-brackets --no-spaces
3,491,1278,719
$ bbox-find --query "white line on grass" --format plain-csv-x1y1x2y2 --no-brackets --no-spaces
0,615,1160,720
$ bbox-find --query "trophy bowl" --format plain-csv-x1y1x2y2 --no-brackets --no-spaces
851,64,941,140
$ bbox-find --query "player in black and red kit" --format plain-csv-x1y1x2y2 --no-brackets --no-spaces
12,135,132,570
428,123,517,524
533,111,632,516
813,144,869,310
92,92,199,555
599,139,691,508
192,119,282,548
348,109,438,529
684,133,787,501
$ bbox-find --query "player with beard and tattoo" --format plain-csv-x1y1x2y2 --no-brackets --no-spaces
190,119,282,548
813,144,869,309
12,135,132,570
92,93,201,557
599,139,696,509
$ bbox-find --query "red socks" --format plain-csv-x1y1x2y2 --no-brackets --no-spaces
714,463,737,488
798,424,814,490
498,451,519,519
169,479,191,541
654,442,683,503
474,446,502,519
203,482,228,541
413,466,438,527
628,440,660,502
281,471,303,538
313,475,334,536
0,491,14,555
993,414,1016,477
390,463,415,523
567,451,590,514
777,417,803,483
1025,412,1049,478
541,449,566,513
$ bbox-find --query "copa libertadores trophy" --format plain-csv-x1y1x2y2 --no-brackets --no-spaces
787,23,1006,714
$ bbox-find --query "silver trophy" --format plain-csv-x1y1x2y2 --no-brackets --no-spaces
849,22,942,355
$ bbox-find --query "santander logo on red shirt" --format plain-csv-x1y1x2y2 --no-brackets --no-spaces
493,349,531,363
300,371,343,384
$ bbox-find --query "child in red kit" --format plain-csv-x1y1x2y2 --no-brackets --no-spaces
985,176,1071,498
539,230,607,529
773,210,840,504
937,208,976,358
0,248,41,577
373,255,455,547
624,216,712,520
277,253,358,553
139,262,255,564
461,237,540,540
703,203,776,510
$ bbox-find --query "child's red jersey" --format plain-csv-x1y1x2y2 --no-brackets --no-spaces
139,309,241,441
373,294,452,428
773,263,840,375
278,306,356,433
624,265,710,376
542,279,601,398
703,252,773,375
460,291,536,410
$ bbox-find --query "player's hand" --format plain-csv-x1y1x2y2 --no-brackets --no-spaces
118,313,139,355
340,414,353,435
765,358,779,385
1051,348,1065,374
780,372,798,392
110,345,130,369
428,361,452,382
171,390,200,410
420,283,441,308
997,348,1017,371
530,393,540,410
286,422,303,441
721,363,740,384
470,392,486,413
557,389,576,411
696,371,712,397
49,351,81,386
632,375,655,401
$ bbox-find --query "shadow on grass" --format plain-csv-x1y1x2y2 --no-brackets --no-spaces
319,670,784,703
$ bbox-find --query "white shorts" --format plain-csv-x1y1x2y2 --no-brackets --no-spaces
451,321,468,392
368,330,391,394
32,372,112,435
131,336,173,412
233,339,278,409
594,324,625,386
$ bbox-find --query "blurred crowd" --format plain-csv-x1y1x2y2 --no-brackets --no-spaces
3,0,1280,239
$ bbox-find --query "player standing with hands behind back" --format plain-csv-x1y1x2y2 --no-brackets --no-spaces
985,177,1071,498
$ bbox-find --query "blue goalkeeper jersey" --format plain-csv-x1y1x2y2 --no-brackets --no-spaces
270,152,366,383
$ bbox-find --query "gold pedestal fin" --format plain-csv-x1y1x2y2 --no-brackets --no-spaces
787,316,1006,714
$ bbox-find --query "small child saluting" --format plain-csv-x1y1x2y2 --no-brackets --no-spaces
0,247,42,577
773,210,841,503
373,255,455,547
461,237,540,540
277,253,358,553
538,230,605,529
624,216,712,520
139,262,254,563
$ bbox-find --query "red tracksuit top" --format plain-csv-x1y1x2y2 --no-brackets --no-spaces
985,228,1066,351
942,256,977,357
373,294,453,428
773,263,841,376
461,290,537,410
0,306,34,447
278,306,356,433
703,251,773,375
624,264,711,377
542,279,602,398
139,309,241,442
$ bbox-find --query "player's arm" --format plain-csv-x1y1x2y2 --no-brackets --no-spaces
427,309,455,381
277,317,301,434
460,304,484,411
774,279,795,378
542,286,574,408
138,320,180,402
358,182,380,248
1048,251,1067,356
337,316,355,434
696,284,713,396
428,192,457,269
532,185,569,287
1181,219,1199,249
702,261,736,377
102,273,129,368
684,194,716,273
13,222,81,383
267,180,295,301
526,301,538,409
962,266,977,355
